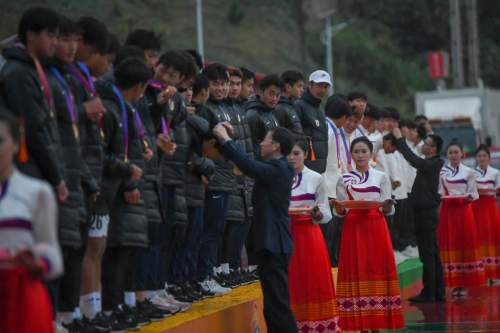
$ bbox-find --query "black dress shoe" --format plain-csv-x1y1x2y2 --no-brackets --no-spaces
435,295,447,302
409,295,436,303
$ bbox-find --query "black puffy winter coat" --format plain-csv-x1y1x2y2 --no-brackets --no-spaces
244,94,279,161
274,96,303,133
44,59,85,247
293,89,328,174
0,45,66,186
197,96,236,193
224,98,253,222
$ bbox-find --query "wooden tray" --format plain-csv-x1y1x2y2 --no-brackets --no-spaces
289,207,315,214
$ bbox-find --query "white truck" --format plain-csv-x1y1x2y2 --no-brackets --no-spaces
415,88,500,161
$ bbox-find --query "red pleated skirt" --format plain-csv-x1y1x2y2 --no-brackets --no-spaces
0,268,54,333
472,195,500,279
438,200,487,287
336,209,404,331
288,214,341,333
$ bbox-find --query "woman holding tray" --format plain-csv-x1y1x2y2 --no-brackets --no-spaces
0,110,63,332
472,144,500,283
331,136,404,333
438,139,486,296
287,136,340,333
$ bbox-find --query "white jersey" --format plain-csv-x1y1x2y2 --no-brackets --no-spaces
290,166,332,224
405,140,424,193
474,166,500,194
0,170,63,279
439,163,479,200
339,127,354,174
393,151,407,200
335,167,395,216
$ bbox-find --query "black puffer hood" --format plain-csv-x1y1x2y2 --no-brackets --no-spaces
244,94,273,112
301,88,322,108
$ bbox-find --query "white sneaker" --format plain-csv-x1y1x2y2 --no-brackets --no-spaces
199,278,231,296
161,293,191,313
452,288,460,296
458,289,467,296
152,295,181,313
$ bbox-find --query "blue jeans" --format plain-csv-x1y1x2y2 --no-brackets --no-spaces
196,191,229,281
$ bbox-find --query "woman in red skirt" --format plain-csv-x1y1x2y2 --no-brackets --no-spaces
473,144,500,283
331,137,404,333
0,111,63,333
287,137,340,333
438,139,486,296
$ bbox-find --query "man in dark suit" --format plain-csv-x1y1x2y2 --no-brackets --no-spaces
393,127,446,303
213,124,298,333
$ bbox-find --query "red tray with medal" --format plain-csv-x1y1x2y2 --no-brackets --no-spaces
441,195,471,201
289,204,325,214
329,198,396,209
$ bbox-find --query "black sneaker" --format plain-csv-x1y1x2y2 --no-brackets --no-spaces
62,318,92,333
82,314,111,332
181,281,203,301
234,268,253,286
168,285,195,303
108,308,140,331
250,268,260,282
219,272,240,288
122,304,151,326
139,298,173,317
134,300,165,321
191,280,216,298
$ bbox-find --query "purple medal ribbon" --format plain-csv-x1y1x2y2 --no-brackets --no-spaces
50,67,78,138
111,86,129,161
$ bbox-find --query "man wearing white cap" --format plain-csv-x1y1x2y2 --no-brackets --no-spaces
293,70,331,174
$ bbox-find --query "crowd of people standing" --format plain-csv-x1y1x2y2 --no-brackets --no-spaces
2,6,500,333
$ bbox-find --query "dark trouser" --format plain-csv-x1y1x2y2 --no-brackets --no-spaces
169,206,204,285
196,191,229,281
406,193,417,247
256,250,298,333
392,198,408,251
320,201,337,268
217,220,237,267
48,222,90,314
329,213,344,268
158,185,176,289
101,246,137,311
414,208,446,298
245,219,258,266
230,218,252,269
135,223,162,291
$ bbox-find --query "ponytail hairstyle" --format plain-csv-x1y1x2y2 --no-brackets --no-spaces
475,143,490,157
446,138,462,152
350,136,374,153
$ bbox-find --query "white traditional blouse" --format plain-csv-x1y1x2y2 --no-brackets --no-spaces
439,163,479,200
405,140,424,193
334,167,395,217
474,166,500,194
0,170,63,279
291,167,332,224
325,118,343,198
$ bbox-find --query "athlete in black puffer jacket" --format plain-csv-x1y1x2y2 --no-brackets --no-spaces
245,94,279,161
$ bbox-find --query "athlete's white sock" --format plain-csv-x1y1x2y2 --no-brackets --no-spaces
80,293,98,319
221,263,230,274
124,292,136,307
59,312,74,325
145,291,156,300
249,265,258,272
94,292,102,313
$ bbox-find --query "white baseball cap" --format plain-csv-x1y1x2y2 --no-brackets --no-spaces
309,70,332,85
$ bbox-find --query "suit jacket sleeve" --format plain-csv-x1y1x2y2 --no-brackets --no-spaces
247,111,264,160
222,140,278,183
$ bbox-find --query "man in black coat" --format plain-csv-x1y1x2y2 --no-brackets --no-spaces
294,70,331,174
0,7,68,202
213,124,298,333
245,74,283,161
274,70,303,133
393,127,446,303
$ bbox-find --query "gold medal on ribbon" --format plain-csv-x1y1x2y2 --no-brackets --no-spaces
100,128,105,141
73,123,79,138
125,155,129,163
50,109,55,122
347,164,354,172
142,139,149,153
233,165,243,176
